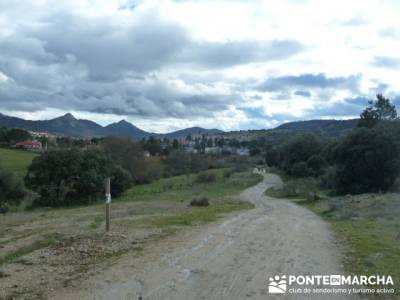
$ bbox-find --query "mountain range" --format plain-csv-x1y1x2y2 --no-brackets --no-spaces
0,113,223,140
0,112,359,140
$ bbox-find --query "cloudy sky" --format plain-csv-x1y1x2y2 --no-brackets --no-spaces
0,0,399,132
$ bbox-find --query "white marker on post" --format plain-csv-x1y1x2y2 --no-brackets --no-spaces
105,178,111,232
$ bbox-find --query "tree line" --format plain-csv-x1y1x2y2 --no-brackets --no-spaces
265,94,400,194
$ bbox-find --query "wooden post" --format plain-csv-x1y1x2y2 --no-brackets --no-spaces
105,177,111,232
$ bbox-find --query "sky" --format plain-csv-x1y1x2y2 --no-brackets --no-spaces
0,0,399,133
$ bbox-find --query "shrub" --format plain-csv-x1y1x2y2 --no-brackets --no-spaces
232,163,248,173
195,171,217,183
190,196,210,207
134,157,163,184
110,165,133,197
279,178,319,198
320,165,338,189
223,168,234,178
0,170,26,211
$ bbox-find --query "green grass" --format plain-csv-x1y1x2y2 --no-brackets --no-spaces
145,201,254,228
0,147,39,178
115,168,261,230
264,176,330,201
119,168,263,202
88,214,104,229
304,194,400,295
0,233,63,266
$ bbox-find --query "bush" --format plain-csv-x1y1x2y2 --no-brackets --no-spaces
291,162,311,177
232,163,249,173
195,171,217,183
0,170,26,211
110,165,133,197
279,178,319,198
223,168,234,178
190,196,210,207
320,165,338,189
133,157,163,184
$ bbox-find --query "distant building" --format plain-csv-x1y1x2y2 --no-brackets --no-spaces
185,147,199,154
236,147,250,156
205,147,221,154
14,140,43,152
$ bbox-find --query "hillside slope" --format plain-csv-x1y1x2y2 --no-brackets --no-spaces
0,113,222,140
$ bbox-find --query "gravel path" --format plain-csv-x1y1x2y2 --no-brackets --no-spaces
56,173,356,300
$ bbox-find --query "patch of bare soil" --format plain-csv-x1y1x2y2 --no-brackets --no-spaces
45,174,357,300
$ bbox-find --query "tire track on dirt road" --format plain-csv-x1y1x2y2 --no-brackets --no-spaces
56,173,358,300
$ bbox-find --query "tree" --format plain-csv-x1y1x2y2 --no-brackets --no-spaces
280,134,323,174
144,137,162,156
109,165,133,197
265,147,280,167
4,128,31,145
25,148,114,207
165,150,191,175
291,162,311,177
359,94,397,128
172,139,179,149
307,154,328,176
207,138,213,148
333,128,400,194
100,136,144,181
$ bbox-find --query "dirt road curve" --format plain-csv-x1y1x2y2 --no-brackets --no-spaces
57,173,355,300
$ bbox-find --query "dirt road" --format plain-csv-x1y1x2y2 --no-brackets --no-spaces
55,173,354,300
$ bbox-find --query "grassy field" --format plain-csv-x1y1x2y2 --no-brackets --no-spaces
306,194,400,295
0,147,39,178
265,175,400,295
120,168,262,202
0,169,262,299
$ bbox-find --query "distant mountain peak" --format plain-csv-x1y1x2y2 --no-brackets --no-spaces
59,113,76,120
0,112,223,140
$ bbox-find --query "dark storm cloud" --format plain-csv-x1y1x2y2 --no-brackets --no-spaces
294,90,311,97
257,73,361,92
181,39,304,68
370,56,400,69
0,7,306,119
369,82,389,94
27,12,190,80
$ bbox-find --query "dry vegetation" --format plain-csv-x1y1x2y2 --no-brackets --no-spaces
0,169,261,299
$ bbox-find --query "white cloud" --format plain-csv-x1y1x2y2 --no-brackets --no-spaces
0,0,399,131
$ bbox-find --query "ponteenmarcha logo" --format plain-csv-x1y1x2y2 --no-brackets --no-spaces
268,275,287,294
267,274,394,295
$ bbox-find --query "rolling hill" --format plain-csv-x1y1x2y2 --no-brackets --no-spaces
0,113,223,140
275,119,359,137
